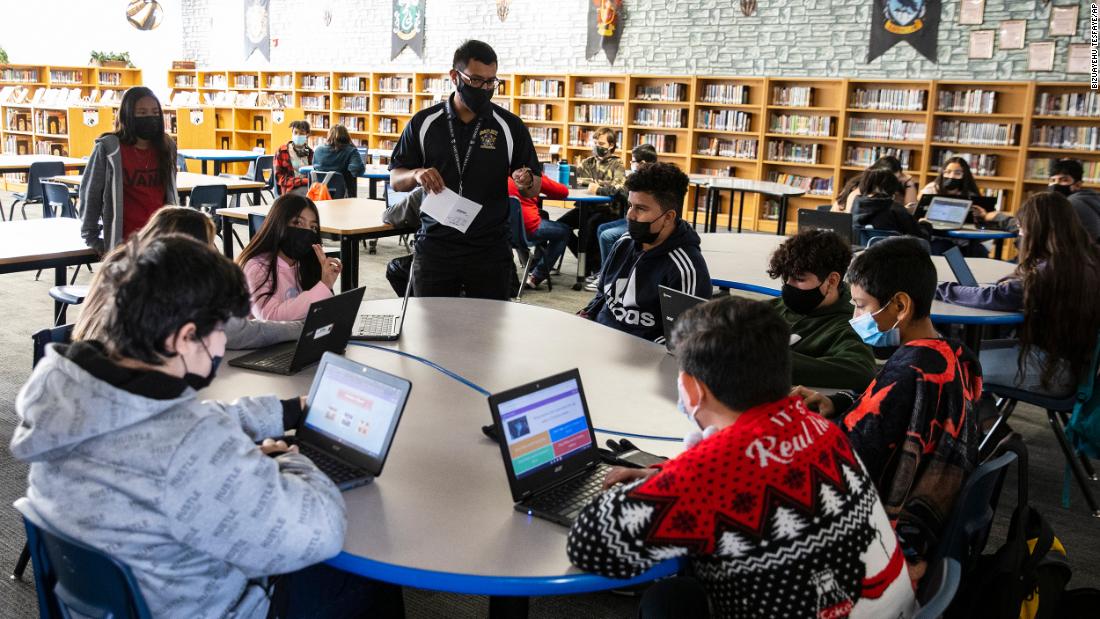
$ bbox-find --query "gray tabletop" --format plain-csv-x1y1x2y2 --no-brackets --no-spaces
686,175,806,197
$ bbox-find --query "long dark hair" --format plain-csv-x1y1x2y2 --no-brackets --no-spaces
837,156,904,209
934,156,981,198
237,194,323,304
112,86,175,190
1015,192,1100,389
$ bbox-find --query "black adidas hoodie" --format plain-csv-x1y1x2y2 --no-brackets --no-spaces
582,219,711,343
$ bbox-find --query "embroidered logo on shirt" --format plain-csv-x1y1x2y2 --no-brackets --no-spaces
479,128,499,150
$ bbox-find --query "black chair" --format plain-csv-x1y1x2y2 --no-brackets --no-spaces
310,169,347,199
508,197,551,299
914,558,961,619
255,155,276,204
189,184,243,248
10,161,65,220
176,153,188,172
39,180,77,219
247,212,266,238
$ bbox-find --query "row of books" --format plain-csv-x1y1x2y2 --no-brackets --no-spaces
379,98,412,114
337,76,369,92
203,74,228,88
771,86,812,107
635,83,688,102
2,135,29,154
696,109,752,132
378,117,398,134
694,167,735,178
33,111,68,135
422,78,454,95
1034,92,1100,117
520,79,565,98
338,95,369,112
305,112,330,130
233,75,259,89
377,77,413,93
98,72,126,86
1029,125,1100,151
48,70,85,85
699,83,749,105
937,89,997,114
377,138,398,151
766,140,823,164
4,110,31,132
933,120,1018,146
568,126,622,147
300,95,329,110
519,103,553,121
634,133,678,153
174,75,197,87
529,126,560,145
267,75,294,89
0,68,40,83
299,75,331,91
932,150,999,177
634,107,687,128
0,86,121,108
847,118,926,141
769,113,833,136
574,81,616,99
695,137,758,159
573,104,622,125
337,115,368,132
33,140,67,156
768,171,833,195
849,88,926,111
1026,158,1100,183
844,146,914,169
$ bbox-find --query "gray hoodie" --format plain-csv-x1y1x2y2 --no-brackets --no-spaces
80,134,180,254
10,344,346,618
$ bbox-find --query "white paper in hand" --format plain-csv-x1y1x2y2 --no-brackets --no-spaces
420,188,483,234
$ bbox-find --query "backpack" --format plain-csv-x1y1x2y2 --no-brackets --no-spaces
306,181,332,202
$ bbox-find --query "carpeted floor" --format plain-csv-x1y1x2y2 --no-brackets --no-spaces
0,193,1097,618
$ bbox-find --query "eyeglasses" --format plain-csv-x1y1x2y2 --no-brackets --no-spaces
455,69,500,90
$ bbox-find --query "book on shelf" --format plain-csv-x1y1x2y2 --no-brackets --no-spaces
377,138,398,151
422,78,454,95
170,91,200,107
695,136,757,159
634,133,677,153
771,86,813,107
933,120,1017,146
695,166,736,177
937,89,997,114
377,117,398,134
519,103,554,121
1029,124,1100,151
844,146,913,169
34,110,68,135
99,71,125,86
336,115,368,132
696,109,751,132
766,139,822,164
520,79,564,98
529,126,560,145
299,95,329,110
768,171,833,195
33,140,67,156
377,76,413,93
339,95,369,111
635,83,688,102
931,149,999,177
568,126,622,147
174,75,196,87
234,92,259,107
847,118,926,141
0,68,40,83
203,74,228,89
1026,158,1100,183
1034,92,1100,117
699,83,749,105
574,81,616,99
233,75,258,89
572,103,623,125
633,107,686,128
49,70,85,85
337,76,369,92
768,113,832,136
379,97,412,114
849,87,926,111
299,75,331,90
305,112,330,130
257,92,289,108
266,74,294,89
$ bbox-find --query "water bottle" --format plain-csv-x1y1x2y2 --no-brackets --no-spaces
559,163,571,187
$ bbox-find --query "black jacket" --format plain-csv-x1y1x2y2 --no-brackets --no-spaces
851,196,930,241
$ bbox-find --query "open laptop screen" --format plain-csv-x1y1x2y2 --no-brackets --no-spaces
498,376,592,480
926,197,971,224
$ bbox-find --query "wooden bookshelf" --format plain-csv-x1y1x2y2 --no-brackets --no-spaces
565,74,628,166
1022,81,1100,199
512,73,567,161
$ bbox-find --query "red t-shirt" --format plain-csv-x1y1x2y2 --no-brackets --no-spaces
119,143,166,239
508,175,569,236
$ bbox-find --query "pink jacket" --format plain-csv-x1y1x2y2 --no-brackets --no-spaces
243,253,332,321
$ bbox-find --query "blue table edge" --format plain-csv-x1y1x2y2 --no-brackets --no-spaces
325,552,681,596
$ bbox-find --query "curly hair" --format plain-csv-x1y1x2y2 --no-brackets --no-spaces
767,229,853,282
624,162,689,214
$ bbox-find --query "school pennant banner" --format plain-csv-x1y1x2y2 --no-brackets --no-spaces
243,0,271,61
392,0,426,60
586,0,624,64
867,0,941,63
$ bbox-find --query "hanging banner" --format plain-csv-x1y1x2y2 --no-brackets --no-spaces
392,0,425,60
586,0,624,64
867,0,940,63
244,0,271,61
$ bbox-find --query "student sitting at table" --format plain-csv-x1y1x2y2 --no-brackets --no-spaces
793,237,982,581
766,229,876,391
80,86,179,255
568,296,916,618
11,234,404,618
1049,158,1100,242
921,156,1016,233
312,124,365,198
850,169,930,243
237,194,342,321
274,120,313,196
508,172,571,290
834,155,918,214
579,162,711,343
558,127,626,277
588,143,660,291
936,191,1100,397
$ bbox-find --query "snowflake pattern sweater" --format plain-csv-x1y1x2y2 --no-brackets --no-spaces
567,397,916,618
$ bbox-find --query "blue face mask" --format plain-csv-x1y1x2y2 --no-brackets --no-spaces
848,302,901,348
292,134,308,146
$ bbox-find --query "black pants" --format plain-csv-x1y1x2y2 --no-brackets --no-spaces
558,206,617,275
638,577,710,619
411,251,514,300
267,563,404,619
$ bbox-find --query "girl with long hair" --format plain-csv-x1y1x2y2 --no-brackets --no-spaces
237,194,342,321
312,124,364,198
79,86,178,255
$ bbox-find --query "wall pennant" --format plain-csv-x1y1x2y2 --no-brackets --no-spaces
740,0,757,17
83,109,99,127
586,0,624,64
867,0,941,63
244,0,271,61
392,0,425,60
497,0,510,22
190,109,204,126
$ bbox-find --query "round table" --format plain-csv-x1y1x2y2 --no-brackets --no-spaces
178,149,262,175
939,227,1018,259
688,176,807,236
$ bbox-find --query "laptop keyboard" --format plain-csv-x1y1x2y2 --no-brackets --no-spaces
525,463,614,520
357,314,395,336
298,441,365,485
248,348,295,370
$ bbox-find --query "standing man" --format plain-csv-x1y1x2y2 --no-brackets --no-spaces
390,40,542,299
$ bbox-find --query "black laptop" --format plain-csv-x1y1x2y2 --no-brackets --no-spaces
658,285,707,353
797,209,855,245
488,369,613,526
290,352,411,490
229,287,366,375
943,246,978,287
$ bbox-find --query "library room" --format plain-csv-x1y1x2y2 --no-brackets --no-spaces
0,1,1098,617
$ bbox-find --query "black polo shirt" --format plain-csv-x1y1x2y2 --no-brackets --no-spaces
389,93,540,260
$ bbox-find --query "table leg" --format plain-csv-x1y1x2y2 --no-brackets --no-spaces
963,324,984,355
213,161,222,176
200,160,209,175
53,266,65,323
222,220,236,259
705,188,718,234
368,179,380,200
573,202,588,290
691,186,701,230
736,191,746,233
776,196,789,236
340,236,359,291
488,596,529,619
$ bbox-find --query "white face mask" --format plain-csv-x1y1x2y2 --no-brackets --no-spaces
678,380,719,448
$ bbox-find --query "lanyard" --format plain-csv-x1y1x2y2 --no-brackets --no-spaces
447,114,482,196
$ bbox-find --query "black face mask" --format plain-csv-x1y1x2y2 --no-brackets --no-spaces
279,226,319,260
456,79,493,115
183,339,221,391
594,146,610,158
781,282,827,315
132,115,163,141
942,178,963,192
1049,183,1075,197
628,216,663,244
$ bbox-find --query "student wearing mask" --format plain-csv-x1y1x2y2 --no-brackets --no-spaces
237,194,342,321
558,126,627,277
274,120,313,196
580,163,711,343
80,86,178,255
920,156,1009,255
312,124,365,198
13,235,403,618
587,143,660,291
794,238,982,581
850,169,929,242
508,172,571,290
568,296,916,618
835,155,918,213
1049,158,1100,242
766,230,876,391
936,191,1100,397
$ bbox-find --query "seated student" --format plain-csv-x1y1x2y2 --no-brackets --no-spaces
274,120,313,196
588,143,660,291
937,191,1100,396
580,162,711,343
558,127,626,277
568,296,917,618
237,194,342,321
794,237,982,580
921,156,1014,229
312,124,365,198
508,173,571,290
1049,158,1100,242
11,235,403,618
850,169,930,242
766,229,876,390
837,155,919,213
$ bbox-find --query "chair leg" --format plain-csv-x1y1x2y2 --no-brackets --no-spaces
233,229,246,250
1057,410,1097,481
978,398,1018,458
1047,409,1100,516
34,269,42,281
55,303,68,327
12,542,30,580
516,254,536,301
70,265,81,285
